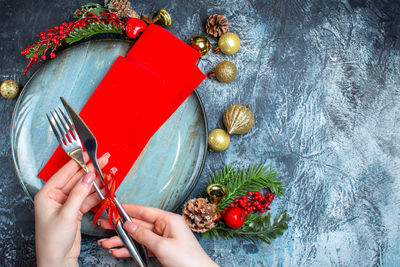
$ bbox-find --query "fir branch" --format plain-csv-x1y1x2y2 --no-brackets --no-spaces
203,210,291,244
202,165,284,210
25,43,47,59
65,22,124,44
74,3,109,18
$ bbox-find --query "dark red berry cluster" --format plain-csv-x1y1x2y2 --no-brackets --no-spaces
21,10,125,75
218,190,275,219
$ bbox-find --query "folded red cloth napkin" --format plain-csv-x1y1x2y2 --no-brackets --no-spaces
38,24,206,190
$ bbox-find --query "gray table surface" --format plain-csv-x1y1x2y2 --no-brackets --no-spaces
1,0,400,266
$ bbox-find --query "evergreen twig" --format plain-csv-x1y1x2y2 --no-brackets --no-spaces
65,22,124,44
201,165,284,210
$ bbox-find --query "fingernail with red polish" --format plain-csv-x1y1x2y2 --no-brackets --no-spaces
123,221,137,233
82,172,95,185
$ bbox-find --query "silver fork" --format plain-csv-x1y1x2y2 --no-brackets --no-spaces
47,107,146,267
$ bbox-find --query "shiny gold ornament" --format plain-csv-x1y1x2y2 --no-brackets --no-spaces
208,129,230,152
223,104,254,134
141,8,172,27
0,80,19,99
189,35,210,56
214,32,240,55
206,184,227,205
208,61,237,83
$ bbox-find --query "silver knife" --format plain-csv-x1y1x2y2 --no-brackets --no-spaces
60,97,148,266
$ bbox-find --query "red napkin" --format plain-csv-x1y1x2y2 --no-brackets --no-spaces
38,24,206,190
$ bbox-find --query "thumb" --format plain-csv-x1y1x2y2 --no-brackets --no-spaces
61,172,96,217
123,221,163,251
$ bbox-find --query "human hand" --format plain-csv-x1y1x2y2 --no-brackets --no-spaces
34,153,110,267
98,204,218,267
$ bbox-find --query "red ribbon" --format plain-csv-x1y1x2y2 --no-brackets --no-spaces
93,168,120,228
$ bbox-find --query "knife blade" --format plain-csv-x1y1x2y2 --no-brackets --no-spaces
60,97,148,266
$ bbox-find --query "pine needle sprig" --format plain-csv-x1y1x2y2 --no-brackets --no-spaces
74,3,109,18
65,21,124,44
202,165,284,210
203,210,291,244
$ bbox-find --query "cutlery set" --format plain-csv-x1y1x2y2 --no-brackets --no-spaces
47,97,147,267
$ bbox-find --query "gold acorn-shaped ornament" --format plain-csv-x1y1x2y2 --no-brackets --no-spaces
223,104,254,134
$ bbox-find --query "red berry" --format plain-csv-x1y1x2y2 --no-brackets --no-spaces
260,209,265,213
252,206,256,210
247,202,251,207
234,198,239,203
223,207,246,229
224,207,228,211
241,195,247,199
242,199,247,204
257,204,262,209
230,203,235,208
255,191,260,196
247,191,253,196
268,195,274,202
41,55,46,60
244,211,248,215
253,201,259,206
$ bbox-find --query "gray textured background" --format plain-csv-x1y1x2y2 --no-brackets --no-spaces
1,0,400,266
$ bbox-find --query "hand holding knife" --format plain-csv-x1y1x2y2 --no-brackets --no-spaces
60,97,148,266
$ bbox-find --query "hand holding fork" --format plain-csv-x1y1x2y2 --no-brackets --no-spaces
47,106,147,267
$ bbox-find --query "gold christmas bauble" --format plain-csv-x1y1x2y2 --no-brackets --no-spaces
189,35,211,56
206,184,227,205
215,32,240,55
209,61,237,83
208,129,230,152
1,80,19,99
223,104,254,134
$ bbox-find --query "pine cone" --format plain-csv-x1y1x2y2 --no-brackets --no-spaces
182,198,218,233
205,14,229,38
107,0,139,18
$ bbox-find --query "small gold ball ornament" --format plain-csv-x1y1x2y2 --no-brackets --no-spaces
206,184,227,205
214,32,240,55
189,35,211,56
208,129,230,152
223,104,254,134
1,80,19,99
208,61,237,83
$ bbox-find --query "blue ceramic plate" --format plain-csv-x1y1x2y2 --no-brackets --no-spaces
11,40,207,236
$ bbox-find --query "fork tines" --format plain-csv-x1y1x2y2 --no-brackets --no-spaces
47,107,77,145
